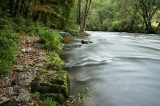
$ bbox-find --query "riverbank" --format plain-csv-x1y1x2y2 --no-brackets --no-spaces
0,17,91,105
0,35,70,105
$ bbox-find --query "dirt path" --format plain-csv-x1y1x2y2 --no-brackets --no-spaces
0,36,49,105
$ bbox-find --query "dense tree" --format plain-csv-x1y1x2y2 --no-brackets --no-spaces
84,0,160,33
136,0,160,33
76,0,92,32
0,0,75,29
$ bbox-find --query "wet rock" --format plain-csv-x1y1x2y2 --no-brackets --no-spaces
81,40,93,44
24,60,34,66
31,71,70,98
36,52,44,56
73,44,82,48
21,48,35,53
40,93,65,104
13,65,27,72
17,54,23,58
35,63,44,68
28,68,41,76
0,97,11,106
7,86,19,96
33,43,41,48
26,39,33,44
16,89,31,102
15,72,33,86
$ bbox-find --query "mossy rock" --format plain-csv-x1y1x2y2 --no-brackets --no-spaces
40,93,65,104
31,71,70,98
81,40,93,44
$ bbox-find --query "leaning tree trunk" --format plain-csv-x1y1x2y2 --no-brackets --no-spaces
78,0,82,30
80,0,91,32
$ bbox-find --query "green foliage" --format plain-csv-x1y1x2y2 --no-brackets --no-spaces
0,17,47,36
32,92,40,98
71,87,94,106
84,0,160,33
66,29,82,36
0,30,19,75
40,30,63,51
46,52,65,71
39,97,60,106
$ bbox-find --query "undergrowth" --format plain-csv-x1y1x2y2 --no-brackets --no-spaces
0,30,19,75
39,97,60,106
39,30,63,51
46,51,65,71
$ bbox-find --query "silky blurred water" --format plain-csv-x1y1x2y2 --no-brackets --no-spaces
61,32,160,106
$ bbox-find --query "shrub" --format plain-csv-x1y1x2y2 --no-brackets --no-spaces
40,30,63,51
0,31,19,75
39,97,59,106
65,29,82,36
46,52,65,71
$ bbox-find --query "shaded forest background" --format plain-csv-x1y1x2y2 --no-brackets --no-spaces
0,0,160,33
0,0,160,75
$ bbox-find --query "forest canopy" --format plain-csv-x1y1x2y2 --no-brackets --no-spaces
0,0,160,33
83,0,160,33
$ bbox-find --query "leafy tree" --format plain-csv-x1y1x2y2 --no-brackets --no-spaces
136,0,160,33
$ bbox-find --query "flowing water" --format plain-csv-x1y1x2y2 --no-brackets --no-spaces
61,32,160,106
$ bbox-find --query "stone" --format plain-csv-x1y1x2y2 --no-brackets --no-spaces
8,86,19,96
21,47,35,53
36,52,44,56
81,40,93,44
35,63,44,68
14,72,33,86
0,97,11,106
16,89,31,102
17,54,24,58
31,71,70,98
24,60,34,66
13,65,27,72
73,44,82,48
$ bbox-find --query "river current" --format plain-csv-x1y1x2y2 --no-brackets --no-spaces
61,32,160,106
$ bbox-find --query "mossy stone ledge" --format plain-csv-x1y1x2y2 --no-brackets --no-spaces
31,71,70,103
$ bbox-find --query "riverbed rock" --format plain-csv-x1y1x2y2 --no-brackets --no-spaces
7,86,19,96
73,44,82,48
16,89,31,102
14,72,33,86
21,47,35,53
31,71,70,99
13,65,27,72
0,97,11,106
81,40,93,44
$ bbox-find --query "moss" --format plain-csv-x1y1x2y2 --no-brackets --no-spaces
31,71,70,99
40,93,65,104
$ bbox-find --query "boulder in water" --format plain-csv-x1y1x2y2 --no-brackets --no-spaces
81,40,93,44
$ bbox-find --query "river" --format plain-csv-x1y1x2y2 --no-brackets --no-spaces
61,31,160,106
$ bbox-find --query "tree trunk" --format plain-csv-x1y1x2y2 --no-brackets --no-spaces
25,0,31,18
14,0,20,16
78,0,82,29
80,0,91,32
9,0,14,17
20,0,26,15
